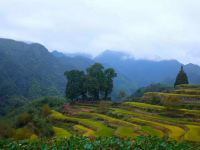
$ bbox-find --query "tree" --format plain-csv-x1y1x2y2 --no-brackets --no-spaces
103,68,117,99
86,63,105,100
174,66,189,87
27,80,42,99
64,70,86,101
64,63,117,101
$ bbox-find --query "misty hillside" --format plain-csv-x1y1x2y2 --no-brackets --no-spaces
95,50,200,87
1,38,200,102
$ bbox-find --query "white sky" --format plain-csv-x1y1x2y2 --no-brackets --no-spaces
0,0,200,64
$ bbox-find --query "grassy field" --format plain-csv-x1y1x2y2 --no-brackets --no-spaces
3,85,200,148
48,100,200,143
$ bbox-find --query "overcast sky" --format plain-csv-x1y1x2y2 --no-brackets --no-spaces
0,0,200,64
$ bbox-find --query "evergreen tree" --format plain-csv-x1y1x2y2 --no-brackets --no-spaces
174,66,189,87
103,68,117,99
64,70,86,101
64,63,117,101
86,63,105,100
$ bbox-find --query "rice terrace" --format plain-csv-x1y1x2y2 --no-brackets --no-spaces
1,1,200,149
54,87,200,141
1,83,200,149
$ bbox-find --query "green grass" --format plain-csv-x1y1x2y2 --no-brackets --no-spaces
131,118,185,140
125,102,164,110
145,92,200,99
53,126,71,138
51,110,114,137
173,89,200,95
114,127,138,138
50,106,200,142
73,125,95,137
112,108,200,125
141,126,164,137
184,125,200,142
124,101,200,115
79,112,139,129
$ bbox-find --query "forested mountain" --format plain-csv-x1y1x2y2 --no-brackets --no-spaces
0,39,93,100
95,50,200,88
1,38,200,104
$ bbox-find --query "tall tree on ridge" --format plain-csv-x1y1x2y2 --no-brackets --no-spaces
174,66,189,87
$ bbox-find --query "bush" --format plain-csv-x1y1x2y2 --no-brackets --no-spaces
42,104,51,116
0,136,195,150
16,112,32,127
0,122,14,138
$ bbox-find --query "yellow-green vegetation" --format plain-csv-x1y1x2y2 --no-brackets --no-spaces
131,118,185,140
125,101,200,115
141,126,164,137
176,84,200,89
144,92,200,99
125,101,164,110
49,101,200,142
184,125,200,142
173,89,200,95
80,112,139,129
73,125,95,137
112,108,200,126
53,126,71,138
114,127,138,138
51,110,114,137
14,128,35,140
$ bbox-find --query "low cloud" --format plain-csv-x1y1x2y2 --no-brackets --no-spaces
0,0,200,64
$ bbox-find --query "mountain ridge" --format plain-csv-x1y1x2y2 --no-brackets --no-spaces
1,38,200,101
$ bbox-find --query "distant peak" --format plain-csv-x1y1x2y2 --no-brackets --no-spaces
96,50,134,60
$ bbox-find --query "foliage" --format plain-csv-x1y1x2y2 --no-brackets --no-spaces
0,136,195,150
96,101,111,114
64,70,86,101
174,66,189,87
162,96,181,110
73,125,95,137
184,125,200,142
133,83,173,98
16,112,32,127
42,104,51,117
53,126,71,138
0,121,14,138
0,96,27,116
64,63,117,101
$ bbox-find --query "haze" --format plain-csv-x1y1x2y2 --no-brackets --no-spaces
0,0,200,64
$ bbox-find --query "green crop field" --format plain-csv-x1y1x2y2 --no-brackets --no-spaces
47,100,200,143
1,85,200,149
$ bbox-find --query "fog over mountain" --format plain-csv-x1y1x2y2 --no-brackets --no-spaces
1,0,200,64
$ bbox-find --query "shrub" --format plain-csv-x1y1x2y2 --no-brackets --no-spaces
16,112,32,127
0,136,195,150
42,104,51,116
0,122,14,138
162,96,181,110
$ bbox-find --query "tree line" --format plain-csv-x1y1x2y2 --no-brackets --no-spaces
64,63,117,101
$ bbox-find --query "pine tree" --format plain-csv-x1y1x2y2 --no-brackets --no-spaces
174,66,189,87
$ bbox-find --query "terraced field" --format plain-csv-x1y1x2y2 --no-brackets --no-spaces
49,101,200,142
47,85,200,143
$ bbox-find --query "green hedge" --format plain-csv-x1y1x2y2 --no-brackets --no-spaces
0,136,196,150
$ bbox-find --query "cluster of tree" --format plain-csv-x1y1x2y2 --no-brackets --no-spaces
64,63,117,101
174,66,189,87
